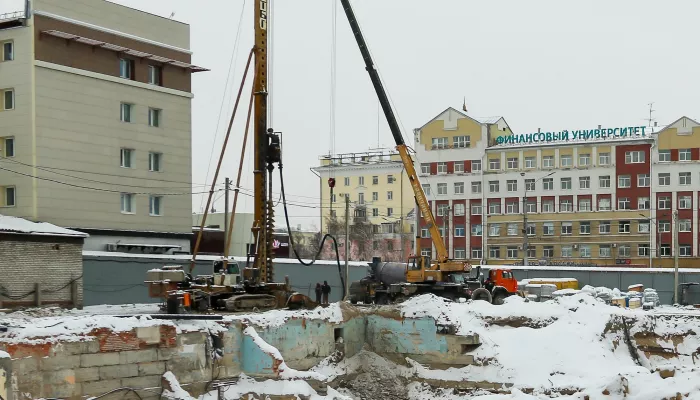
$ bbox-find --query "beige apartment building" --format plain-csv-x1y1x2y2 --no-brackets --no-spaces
0,0,206,253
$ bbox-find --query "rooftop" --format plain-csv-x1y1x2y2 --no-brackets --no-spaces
0,215,89,238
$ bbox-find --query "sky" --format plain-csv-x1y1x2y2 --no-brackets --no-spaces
2,0,700,231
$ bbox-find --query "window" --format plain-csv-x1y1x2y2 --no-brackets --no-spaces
507,158,518,169
471,224,482,236
437,162,447,174
2,41,13,61
454,248,466,259
437,204,449,216
471,182,482,194
119,58,134,79
580,222,591,234
634,174,650,189
596,152,610,166
149,196,162,216
680,245,692,257
372,176,379,185
599,245,611,258
543,246,554,258
680,149,691,161
120,193,135,213
579,198,591,212
489,158,501,170
387,191,393,200
472,248,482,259
453,135,469,148
599,175,610,188
560,155,572,167
120,148,134,168
3,186,15,207
638,244,650,257
455,225,465,237
658,173,670,186
507,180,517,192
561,222,573,235
542,200,554,213
454,162,464,173
543,222,554,235
489,246,501,259
505,223,516,237
420,228,429,238
574,176,589,190
489,181,499,193
507,246,519,259
453,203,465,216
489,224,501,236
506,201,519,214
658,150,671,162
421,248,432,257
420,163,430,174
525,157,535,168
637,197,650,210
471,160,482,172
679,219,692,232
617,197,630,210
659,244,671,257
526,200,536,213
543,156,554,168
543,178,553,190
658,196,670,209
488,201,501,215
344,177,350,186
148,152,162,172
619,220,631,233
599,198,611,211
422,184,431,195
358,193,365,204
525,179,535,191
578,153,590,166
359,176,365,186
387,207,393,217
148,65,162,85
560,199,573,212
561,246,573,258
432,137,448,149
618,175,631,188
471,203,482,215
2,137,14,157
599,221,611,234
619,245,631,257
526,223,536,236
454,182,464,195
148,108,162,127
625,151,645,164
372,208,378,217
679,195,692,209
3,89,14,110
437,183,447,195
638,221,650,233
580,245,591,258
372,192,378,201
658,221,670,233
680,172,692,185
120,103,133,122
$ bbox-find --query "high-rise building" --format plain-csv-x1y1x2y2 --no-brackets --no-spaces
0,0,207,253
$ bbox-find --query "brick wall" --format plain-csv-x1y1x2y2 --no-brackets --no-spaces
0,237,83,307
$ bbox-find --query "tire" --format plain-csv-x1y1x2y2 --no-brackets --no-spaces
492,292,507,305
471,288,492,303
375,293,390,305
393,294,407,304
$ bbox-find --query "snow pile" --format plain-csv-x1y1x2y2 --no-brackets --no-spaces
227,303,344,329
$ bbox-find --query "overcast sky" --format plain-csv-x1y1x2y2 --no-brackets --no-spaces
2,0,700,230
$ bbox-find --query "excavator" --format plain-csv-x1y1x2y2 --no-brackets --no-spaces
339,1,518,305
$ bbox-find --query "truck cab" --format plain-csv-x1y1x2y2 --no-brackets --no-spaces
213,259,241,286
484,268,518,294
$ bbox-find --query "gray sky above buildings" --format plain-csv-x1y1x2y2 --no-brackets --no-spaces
2,0,700,230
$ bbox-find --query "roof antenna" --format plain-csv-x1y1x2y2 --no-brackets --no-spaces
646,102,656,132
169,12,175,19
462,97,467,113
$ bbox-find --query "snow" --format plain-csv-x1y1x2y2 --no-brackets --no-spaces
0,350,9,359
226,303,344,329
520,278,577,284
0,214,88,237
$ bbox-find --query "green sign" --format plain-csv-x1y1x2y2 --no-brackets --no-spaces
496,126,648,145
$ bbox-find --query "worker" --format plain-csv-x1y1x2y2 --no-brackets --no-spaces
315,283,322,304
322,281,331,305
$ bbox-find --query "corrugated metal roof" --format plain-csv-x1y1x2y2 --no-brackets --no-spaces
473,116,503,124
0,215,88,238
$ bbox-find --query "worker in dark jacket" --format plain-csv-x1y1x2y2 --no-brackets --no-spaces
322,281,331,305
315,283,322,304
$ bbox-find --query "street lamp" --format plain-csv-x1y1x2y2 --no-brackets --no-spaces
521,171,555,267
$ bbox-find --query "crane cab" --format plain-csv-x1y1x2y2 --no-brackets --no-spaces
213,259,242,286
406,255,430,283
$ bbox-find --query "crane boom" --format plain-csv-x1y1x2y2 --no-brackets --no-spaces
339,0,449,263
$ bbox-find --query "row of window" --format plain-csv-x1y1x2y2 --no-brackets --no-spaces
422,243,687,260
431,135,470,150
120,103,162,126
335,206,397,218
332,190,395,204
420,160,481,175
341,175,397,187
120,148,163,171
119,58,163,86
120,193,162,216
487,152,619,171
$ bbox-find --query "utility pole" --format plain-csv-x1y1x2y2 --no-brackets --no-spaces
224,177,230,250
344,194,350,300
673,210,679,304
523,194,528,267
